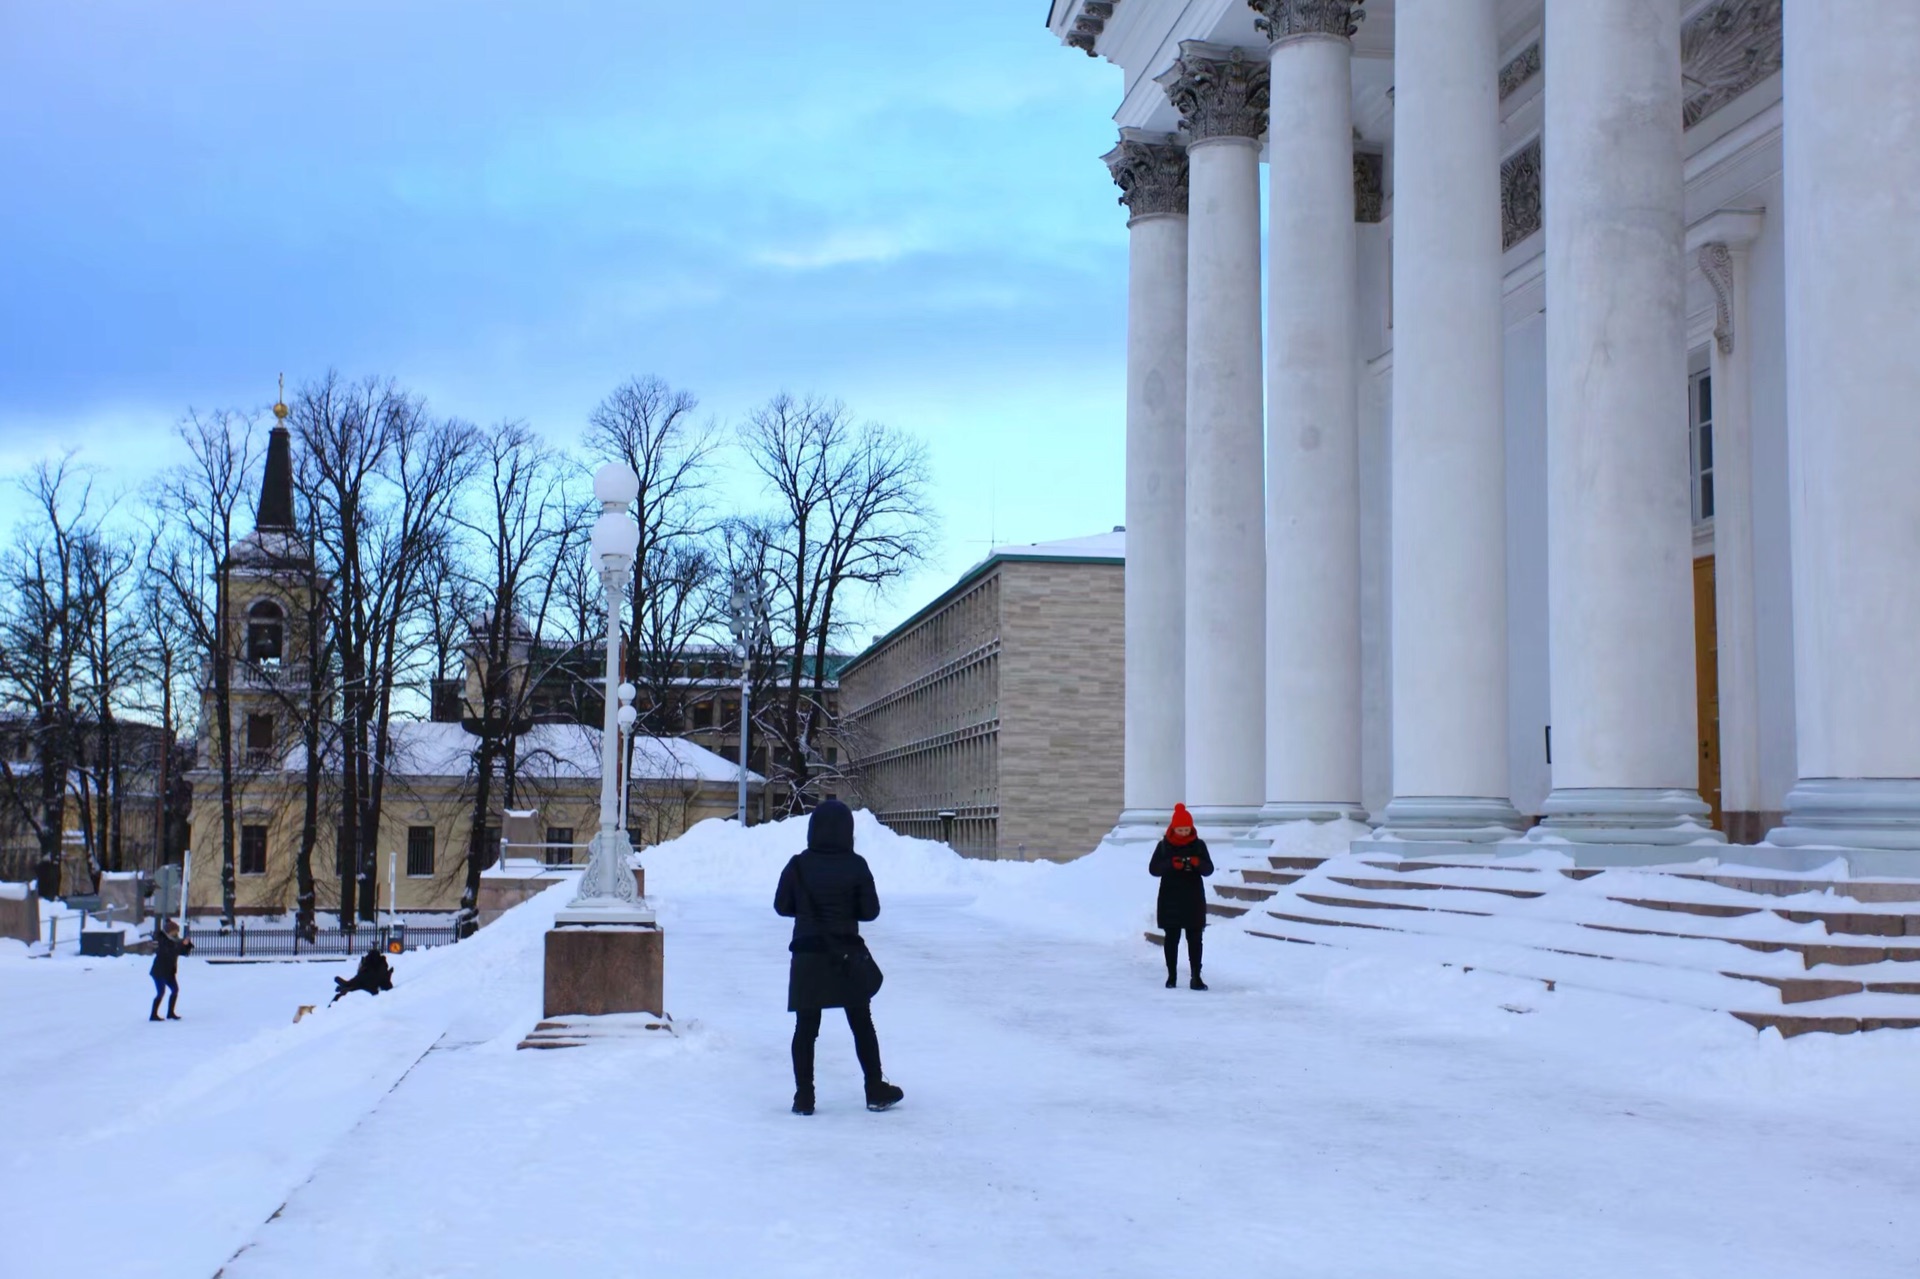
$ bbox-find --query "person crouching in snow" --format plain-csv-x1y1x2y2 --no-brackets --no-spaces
332,947,394,1003
774,799,904,1116
149,918,192,1021
1150,803,1214,990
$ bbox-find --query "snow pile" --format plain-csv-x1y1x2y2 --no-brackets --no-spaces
0,881,30,901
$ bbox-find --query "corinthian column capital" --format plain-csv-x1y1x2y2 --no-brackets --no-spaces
1155,41,1270,144
1102,130,1189,220
1248,0,1364,44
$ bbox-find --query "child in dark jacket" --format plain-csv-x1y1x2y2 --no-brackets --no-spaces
149,919,192,1021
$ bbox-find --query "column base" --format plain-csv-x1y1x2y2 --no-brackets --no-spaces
543,923,664,1018
1763,780,1920,875
1525,787,1722,846
1184,804,1267,840
1103,808,1176,845
1371,796,1528,844
1255,800,1369,826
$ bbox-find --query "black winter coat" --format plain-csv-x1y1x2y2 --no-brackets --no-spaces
775,848,880,1012
1150,838,1215,930
150,930,191,980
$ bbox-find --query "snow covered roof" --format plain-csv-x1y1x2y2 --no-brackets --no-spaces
987,529,1125,561
290,721,761,785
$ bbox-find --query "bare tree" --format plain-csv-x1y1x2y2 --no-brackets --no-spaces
447,420,581,937
0,459,96,896
294,372,475,925
153,411,262,923
739,394,934,810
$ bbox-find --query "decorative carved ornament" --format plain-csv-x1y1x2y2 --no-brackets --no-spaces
1698,242,1737,354
1682,0,1782,128
1156,43,1271,143
1247,0,1363,42
1103,134,1190,220
1068,0,1119,57
1498,41,1540,101
1501,136,1542,251
1353,151,1383,223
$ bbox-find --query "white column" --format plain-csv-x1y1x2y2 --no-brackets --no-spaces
1250,0,1364,824
1103,131,1190,830
1772,1,1920,859
1378,0,1523,841
1537,0,1717,844
1689,213,1765,841
1156,43,1268,828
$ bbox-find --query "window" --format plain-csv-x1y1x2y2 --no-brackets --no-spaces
545,827,575,866
691,700,714,730
483,825,502,868
246,599,285,662
246,712,274,752
406,826,435,878
1690,368,1715,523
240,825,268,876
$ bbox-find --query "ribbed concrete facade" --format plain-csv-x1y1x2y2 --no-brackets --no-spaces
839,535,1125,861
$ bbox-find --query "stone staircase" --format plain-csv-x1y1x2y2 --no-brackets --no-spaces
1151,846,1920,1036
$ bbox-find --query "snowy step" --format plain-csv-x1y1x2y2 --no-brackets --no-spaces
517,1012,675,1050
1241,869,1307,886
1270,856,1329,871
1205,901,1249,920
1214,884,1279,903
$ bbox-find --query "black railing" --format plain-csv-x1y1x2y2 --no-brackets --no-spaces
183,922,458,958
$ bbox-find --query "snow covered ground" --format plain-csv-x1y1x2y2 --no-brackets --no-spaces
4,813,1918,1278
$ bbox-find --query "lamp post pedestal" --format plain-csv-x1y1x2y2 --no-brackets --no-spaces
541,462,665,1022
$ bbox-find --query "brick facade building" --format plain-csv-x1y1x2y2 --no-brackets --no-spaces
837,532,1124,861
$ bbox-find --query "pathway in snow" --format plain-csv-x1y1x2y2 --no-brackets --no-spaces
194,893,1918,1279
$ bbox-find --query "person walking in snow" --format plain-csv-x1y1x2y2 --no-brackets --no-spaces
1150,803,1214,990
774,799,904,1116
149,918,192,1021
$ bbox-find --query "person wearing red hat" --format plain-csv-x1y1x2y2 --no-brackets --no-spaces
1149,803,1214,989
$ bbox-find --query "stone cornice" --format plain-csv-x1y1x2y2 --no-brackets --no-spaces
1247,0,1363,44
1066,0,1118,58
1103,130,1189,221
1155,41,1271,144
1681,0,1782,129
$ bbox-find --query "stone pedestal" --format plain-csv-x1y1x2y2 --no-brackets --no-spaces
544,924,664,1018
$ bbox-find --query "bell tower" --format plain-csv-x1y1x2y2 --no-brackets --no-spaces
205,380,324,765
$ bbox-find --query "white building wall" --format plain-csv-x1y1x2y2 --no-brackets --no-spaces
1503,308,1551,818
1741,170,1797,817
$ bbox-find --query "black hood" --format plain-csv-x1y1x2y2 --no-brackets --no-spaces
806,800,856,854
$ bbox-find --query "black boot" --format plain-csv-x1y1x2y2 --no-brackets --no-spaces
865,1080,905,1112
792,1090,815,1116
1164,973,1177,989
1189,975,1208,991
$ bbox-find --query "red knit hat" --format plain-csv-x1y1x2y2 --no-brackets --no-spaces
1166,803,1197,845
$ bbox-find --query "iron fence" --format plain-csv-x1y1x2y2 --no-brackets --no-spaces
183,921,459,958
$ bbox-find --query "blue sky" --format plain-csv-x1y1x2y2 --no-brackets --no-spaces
0,0,1128,633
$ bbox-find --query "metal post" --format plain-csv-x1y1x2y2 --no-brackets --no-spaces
737,657,752,827
177,847,191,935
388,849,397,922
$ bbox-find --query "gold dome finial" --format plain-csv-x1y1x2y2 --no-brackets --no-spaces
272,372,288,421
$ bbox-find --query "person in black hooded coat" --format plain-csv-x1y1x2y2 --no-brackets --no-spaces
774,800,904,1116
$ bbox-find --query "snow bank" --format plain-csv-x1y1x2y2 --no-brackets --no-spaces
640,811,1167,944
0,881,30,901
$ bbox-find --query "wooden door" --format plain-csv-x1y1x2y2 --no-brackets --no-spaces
1693,556,1722,830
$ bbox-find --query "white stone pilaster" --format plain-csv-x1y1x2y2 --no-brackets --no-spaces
1156,43,1268,829
1771,1,1920,860
1688,212,1765,840
1378,0,1523,842
1250,0,1365,824
1103,131,1190,834
1534,0,1719,846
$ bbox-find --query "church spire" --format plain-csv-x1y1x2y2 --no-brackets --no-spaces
256,374,296,533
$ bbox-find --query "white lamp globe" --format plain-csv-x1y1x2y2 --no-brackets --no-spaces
617,682,636,703
592,463,641,506
589,510,641,564
617,704,638,731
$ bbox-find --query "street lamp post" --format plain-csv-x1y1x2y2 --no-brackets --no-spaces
616,682,637,835
727,572,763,827
559,464,651,923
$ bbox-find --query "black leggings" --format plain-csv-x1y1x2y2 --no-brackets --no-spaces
150,975,179,1017
1163,925,1202,978
793,1004,883,1092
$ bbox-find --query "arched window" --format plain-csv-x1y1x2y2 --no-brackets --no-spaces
247,599,285,662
